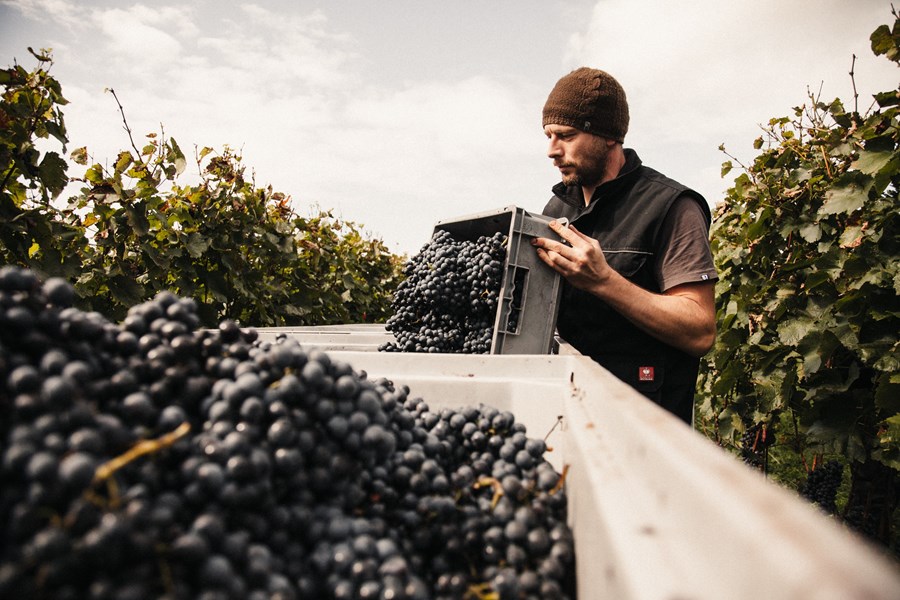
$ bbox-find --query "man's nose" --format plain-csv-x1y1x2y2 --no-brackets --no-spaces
547,138,562,158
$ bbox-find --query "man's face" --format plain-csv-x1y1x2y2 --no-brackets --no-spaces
544,124,610,188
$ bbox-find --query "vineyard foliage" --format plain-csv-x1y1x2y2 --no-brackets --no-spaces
0,47,82,279
696,16,900,543
0,50,403,327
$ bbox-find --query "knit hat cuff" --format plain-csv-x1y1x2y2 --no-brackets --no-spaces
541,114,624,143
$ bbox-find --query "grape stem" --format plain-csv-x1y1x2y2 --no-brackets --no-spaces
473,476,504,509
550,464,570,496
543,415,564,445
92,422,192,485
465,582,500,599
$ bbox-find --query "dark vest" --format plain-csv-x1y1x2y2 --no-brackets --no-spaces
542,150,710,423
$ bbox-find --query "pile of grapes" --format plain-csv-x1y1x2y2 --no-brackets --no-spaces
0,266,575,599
380,230,507,354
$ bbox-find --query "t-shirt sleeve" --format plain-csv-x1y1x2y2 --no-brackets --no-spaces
654,195,718,292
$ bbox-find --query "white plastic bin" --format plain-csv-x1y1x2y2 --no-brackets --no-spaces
256,324,392,351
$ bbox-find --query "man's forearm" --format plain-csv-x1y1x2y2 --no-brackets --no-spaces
531,222,717,356
585,272,717,357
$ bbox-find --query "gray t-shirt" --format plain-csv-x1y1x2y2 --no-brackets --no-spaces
654,195,718,292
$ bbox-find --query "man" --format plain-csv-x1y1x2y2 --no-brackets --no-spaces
531,67,717,425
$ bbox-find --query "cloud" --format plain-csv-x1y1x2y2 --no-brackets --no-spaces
194,4,358,95
563,0,899,204
344,76,537,162
5,1,194,67
37,3,356,153
95,6,186,68
2,0,81,28
569,0,894,140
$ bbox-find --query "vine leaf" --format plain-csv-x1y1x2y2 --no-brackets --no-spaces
777,317,815,347
820,182,869,215
798,221,821,243
870,23,900,61
38,151,68,197
853,150,893,175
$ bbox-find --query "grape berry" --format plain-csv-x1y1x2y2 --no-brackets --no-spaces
0,266,575,599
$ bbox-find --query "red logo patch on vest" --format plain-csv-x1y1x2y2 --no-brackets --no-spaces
638,366,655,382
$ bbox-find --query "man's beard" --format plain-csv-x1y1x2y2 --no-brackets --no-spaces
560,138,610,187
561,171,584,187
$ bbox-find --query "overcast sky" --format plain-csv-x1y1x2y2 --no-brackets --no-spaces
2,0,897,255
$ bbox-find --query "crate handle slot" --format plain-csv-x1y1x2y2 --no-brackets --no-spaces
503,266,529,334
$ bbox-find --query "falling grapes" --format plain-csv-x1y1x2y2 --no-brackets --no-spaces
380,230,507,354
0,265,575,599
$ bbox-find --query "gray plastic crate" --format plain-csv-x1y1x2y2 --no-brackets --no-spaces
432,204,565,355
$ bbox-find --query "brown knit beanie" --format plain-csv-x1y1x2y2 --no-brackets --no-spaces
542,67,629,143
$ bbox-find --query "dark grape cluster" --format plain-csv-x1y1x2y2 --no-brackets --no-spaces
0,265,575,599
740,422,775,470
380,230,507,354
799,460,843,515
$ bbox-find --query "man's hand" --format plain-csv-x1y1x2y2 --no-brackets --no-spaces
531,220,612,294
532,220,716,357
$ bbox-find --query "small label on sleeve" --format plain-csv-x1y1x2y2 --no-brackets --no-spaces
638,366,655,382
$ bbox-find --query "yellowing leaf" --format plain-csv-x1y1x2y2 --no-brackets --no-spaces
115,151,133,173
839,223,866,248
70,146,88,165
